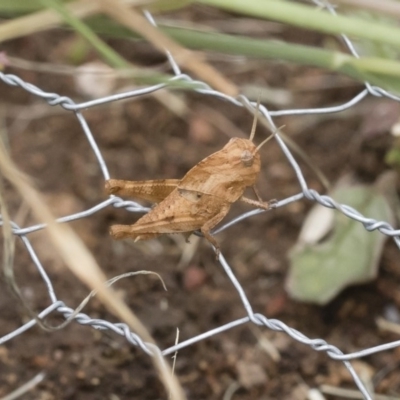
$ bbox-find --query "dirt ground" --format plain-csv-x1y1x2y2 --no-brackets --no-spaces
1,5,400,400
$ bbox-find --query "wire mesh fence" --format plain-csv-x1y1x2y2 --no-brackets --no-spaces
1,1,400,399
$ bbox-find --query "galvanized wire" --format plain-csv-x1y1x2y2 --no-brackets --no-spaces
1,1,400,399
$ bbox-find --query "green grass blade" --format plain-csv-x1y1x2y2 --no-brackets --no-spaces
38,0,202,88
87,17,400,92
0,0,189,16
197,0,400,49
40,0,129,68
0,0,49,14
41,0,193,88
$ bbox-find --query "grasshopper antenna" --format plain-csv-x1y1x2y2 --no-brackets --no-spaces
256,124,285,151
249,97,261,142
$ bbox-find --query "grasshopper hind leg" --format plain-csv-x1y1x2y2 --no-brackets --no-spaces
110,224,160,241
200,228,221,258
199,203,231,259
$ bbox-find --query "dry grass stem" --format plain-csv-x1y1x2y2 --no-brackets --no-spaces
99,0,238,96
0,372,46,400
0,0,155,43
0,140,185,400
376,317,400,335
320,384,399,400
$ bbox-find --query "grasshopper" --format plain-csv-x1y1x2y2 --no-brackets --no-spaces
106,105,276,256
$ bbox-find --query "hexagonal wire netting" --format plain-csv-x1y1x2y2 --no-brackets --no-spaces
1,1,400,399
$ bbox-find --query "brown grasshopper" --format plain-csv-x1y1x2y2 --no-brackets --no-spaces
105,106,276,256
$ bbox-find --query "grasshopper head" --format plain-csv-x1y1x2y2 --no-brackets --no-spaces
224,137,260,169
223,99,275,169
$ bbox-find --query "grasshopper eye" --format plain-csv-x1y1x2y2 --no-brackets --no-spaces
241,150,254,167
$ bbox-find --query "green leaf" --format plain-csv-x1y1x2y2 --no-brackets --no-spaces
286,178,395,305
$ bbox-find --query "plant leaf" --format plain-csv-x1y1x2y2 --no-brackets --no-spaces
286,175,396,305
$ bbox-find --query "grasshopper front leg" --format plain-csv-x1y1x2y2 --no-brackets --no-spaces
239,196,277,211
252,185,263,202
